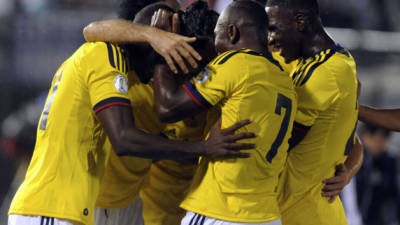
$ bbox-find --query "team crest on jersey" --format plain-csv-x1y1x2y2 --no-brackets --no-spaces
194,67,210,83
114,74,128,94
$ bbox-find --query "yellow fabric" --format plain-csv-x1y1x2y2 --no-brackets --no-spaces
278,46,358,225
96,71,165,209
141,119,205,225
181,49,297,222
271,51,298,74
9,42,131,225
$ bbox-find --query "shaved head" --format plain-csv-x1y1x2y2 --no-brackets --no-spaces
217,0,269,48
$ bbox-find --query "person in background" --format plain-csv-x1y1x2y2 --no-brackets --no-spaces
356,124,400,225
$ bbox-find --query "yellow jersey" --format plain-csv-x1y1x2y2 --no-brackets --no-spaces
271,51,297,74
180,49,297,222
95,66,165,209
278,45,358,225
141,118,205,225
9,42,132,225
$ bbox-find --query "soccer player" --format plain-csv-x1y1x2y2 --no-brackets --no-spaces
89,2,220,225
265,0,362,224
7,4,255,225
151,1,297,224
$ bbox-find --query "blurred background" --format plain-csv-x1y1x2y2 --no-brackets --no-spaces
0,0,399,224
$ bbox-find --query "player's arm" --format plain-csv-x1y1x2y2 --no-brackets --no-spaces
83,19,201,74
322,135,363,203
358,105,400,132
152,64,211,123
96,105,255,160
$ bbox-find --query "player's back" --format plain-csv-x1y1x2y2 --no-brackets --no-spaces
181,49,297,222
9,42,132,225
279,45,358,225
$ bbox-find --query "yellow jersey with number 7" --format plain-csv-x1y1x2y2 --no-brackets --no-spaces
180,49,297,223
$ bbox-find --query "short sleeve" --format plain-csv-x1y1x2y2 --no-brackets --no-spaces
295,65,339,126
182,55,246,110
81,42,131,113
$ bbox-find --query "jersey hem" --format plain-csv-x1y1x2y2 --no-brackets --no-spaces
95,195,139,209
9,210,87,225
181,204,280,223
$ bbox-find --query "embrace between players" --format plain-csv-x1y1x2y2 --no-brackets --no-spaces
8,0,365,225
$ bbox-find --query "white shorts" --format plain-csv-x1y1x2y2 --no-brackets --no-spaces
94,197,144,225
8,214,83,225
181,211,282,225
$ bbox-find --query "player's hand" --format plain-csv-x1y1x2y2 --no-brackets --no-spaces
322,164,351,203
149,9,202,74
203,119,256,159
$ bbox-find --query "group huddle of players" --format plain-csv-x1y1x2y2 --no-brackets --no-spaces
11,0,395,225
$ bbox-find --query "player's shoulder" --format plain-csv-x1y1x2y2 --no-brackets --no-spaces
208,49,244,67
79,42,129,74
209,49,283,71
293,45,353,87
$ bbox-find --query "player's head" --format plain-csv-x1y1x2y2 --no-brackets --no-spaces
361,124,391,155
214,0,269,54
179,1,219,71
134,2,175,25
265,0,322,63
127,2,176,83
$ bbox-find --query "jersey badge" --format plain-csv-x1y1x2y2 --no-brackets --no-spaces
194,67,210,83
114,74,128,94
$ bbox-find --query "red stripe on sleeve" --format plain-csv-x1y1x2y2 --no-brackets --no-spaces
94,102,131,114
182,84,208,110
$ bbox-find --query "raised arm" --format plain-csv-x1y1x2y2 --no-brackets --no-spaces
96,105,255,160
358,105,400,132
83,19,201,74
322,135,363,203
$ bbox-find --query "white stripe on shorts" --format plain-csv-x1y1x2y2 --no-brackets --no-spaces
8,214,83,225
180,211,282,225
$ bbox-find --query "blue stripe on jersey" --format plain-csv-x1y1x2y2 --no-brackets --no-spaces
218,51,241,64
115,46,120,70
106,43,116,68
93,97,131,113
183,82,213,109
300,50,336,86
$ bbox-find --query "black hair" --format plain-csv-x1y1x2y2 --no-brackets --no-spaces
229,0,269,45
362,123,391,137
133,2,175,25
234,0,267,7
266,0,320,24
179,1,219,38
118,0,160,21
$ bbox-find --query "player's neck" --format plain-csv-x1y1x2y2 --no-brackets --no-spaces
301,29,335,60
235,40,267,56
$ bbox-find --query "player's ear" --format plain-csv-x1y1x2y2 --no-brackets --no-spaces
228,24,240,44
294,13,306,32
